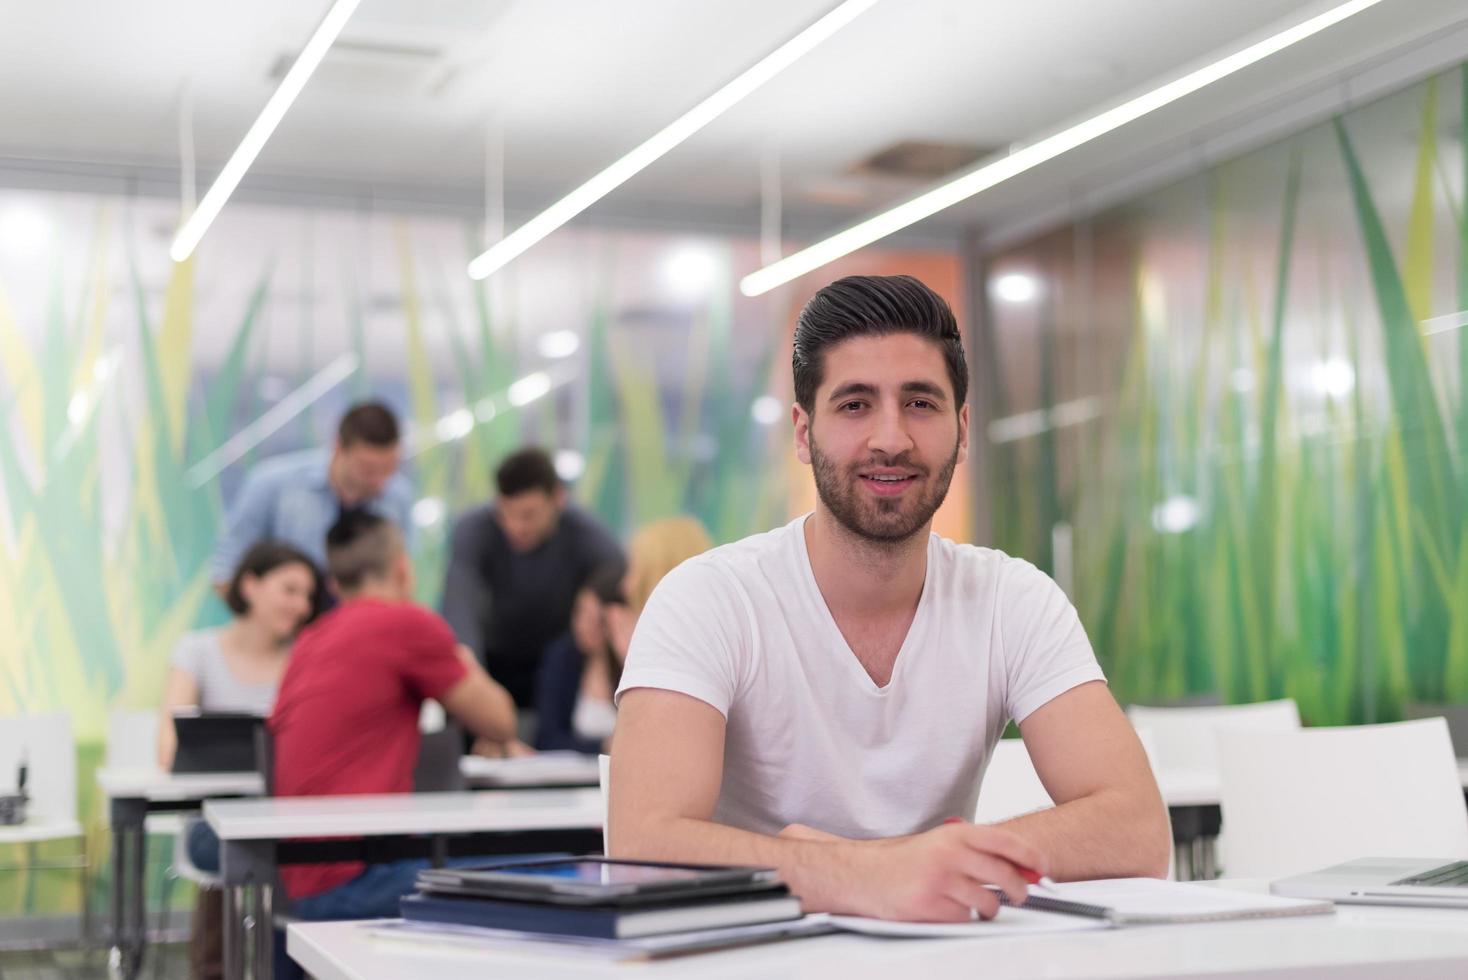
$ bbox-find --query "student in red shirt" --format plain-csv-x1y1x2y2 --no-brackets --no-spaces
269,510,518,921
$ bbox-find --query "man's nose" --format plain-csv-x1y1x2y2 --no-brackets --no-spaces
867,403,914,457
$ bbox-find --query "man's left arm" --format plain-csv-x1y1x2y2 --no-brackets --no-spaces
999,681,1171,880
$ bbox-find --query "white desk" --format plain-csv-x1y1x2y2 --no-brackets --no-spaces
206,789,604,980
96,766,263,980
289,891,1468,980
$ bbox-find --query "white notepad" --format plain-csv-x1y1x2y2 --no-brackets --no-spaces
1007,877,1334,925
827,878,1332,935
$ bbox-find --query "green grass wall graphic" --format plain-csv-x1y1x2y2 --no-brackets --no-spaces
989,65,1468,724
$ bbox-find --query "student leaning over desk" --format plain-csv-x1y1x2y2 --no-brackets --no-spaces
610,275,1171,923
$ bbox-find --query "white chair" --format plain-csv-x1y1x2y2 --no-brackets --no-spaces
1126,698,1301,775
1127,699,1301,880
598,754,611,855
105,709,187,837
0,713,90,944
1217,717,1468,879
974,739,1055,824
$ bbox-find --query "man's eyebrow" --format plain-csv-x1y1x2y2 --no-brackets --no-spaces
827,382,879,403
826,380,950,403
901,380,948,401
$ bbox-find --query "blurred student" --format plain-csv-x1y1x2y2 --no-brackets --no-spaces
211,401,412,591
535,517,713,753
441,447,623,712
157,540,324,980
269,512,517,922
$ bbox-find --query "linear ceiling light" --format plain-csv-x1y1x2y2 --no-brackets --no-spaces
467,0,882,281
169,0,361,263
739,0,1386,297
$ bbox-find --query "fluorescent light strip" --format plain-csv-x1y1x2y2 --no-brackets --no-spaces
186,353,359,487
467,0,881,281
739,0,1385,297
169,0,361,263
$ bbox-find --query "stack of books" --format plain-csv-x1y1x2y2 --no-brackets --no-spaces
390,857,818,959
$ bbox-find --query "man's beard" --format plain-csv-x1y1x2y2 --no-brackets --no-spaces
809,432,959,545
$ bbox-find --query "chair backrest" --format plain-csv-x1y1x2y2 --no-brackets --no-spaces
974,740,1053,823
253,724,275,796
1404,702,1468,758
413,725,466,793
598,754,611,855
1127,698,1301,774
0,714,77,821
1217,717,1468,878
105,708,161,769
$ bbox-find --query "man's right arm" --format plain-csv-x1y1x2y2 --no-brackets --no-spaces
438,645,517,744
610,688,1046,921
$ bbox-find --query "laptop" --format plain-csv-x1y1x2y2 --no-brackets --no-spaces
1272,857,1468,908
170,711,264,774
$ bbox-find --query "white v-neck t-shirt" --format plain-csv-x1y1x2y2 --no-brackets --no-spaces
615,515,1106,838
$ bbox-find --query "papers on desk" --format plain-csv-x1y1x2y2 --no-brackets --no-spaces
829,878,1332,936
828,906,1108,937
458,751,601,787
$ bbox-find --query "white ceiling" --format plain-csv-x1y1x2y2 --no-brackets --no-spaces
4,0,1468,242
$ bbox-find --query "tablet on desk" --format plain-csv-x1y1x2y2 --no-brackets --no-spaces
416,857,779,906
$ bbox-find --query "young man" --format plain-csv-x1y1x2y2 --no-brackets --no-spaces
610,275,1169,922
212,401,413,591
440,447,624,710
269,512,518,919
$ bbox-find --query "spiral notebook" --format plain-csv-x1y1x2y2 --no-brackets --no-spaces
996,877,1334,925
828,878,1332,937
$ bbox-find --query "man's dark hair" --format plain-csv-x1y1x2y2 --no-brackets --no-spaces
337,401,400,448
225,540,327,622
792,275,968,413
325,511,403,592
496,447,560,497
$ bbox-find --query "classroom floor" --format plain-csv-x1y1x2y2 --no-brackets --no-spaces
0,943,190,980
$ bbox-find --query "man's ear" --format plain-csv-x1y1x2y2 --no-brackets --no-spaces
793,403,812,466
956,402,970,466
394,551,415,592
553,485,568,510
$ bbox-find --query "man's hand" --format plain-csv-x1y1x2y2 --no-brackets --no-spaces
471,737,535,759
844,822,1046,922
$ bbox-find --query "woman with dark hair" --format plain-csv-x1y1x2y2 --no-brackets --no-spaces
156,540,323,980
533,517,713,754
157,539,326,768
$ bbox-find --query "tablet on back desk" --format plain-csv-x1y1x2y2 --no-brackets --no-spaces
170,712,263,774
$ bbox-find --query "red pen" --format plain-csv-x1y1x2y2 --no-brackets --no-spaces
943,816,1057,890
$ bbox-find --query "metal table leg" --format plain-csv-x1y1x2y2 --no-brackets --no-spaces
254,882,274,980
221,838,278,980
107,797,148,980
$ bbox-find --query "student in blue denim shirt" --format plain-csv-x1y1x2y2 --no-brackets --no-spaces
211,401,414,592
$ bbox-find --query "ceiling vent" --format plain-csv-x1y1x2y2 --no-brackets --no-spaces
267,39,445,96
851,140,992,181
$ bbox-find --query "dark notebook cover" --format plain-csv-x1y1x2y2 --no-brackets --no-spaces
400,886,801,940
